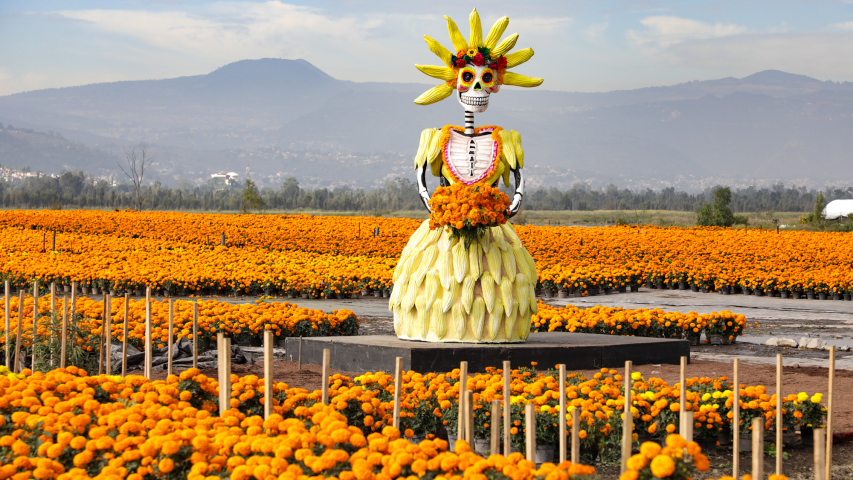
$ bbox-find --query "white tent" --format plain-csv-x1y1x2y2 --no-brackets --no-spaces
823,199,853,220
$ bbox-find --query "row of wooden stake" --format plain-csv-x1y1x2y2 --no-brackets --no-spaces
3,281,200,378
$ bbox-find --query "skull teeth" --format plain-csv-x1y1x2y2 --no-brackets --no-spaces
461,95,489,106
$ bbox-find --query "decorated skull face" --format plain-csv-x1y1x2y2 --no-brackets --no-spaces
456,65,499,113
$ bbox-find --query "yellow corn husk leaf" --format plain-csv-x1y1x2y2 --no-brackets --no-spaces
419,225,442,249
469,8,483,48
415,83,455,106
406,221,430,249
498,130,517,169
504,307,518,340
443,282,458,313
452,241,468,283
515,274,528,316
392,264,410,300
518,313,531,340
529,294,538,314
452,304,466,340
471,297,486,341
404,306,417,337
480,227,491,253
468,242,481,278
502,223,522,248
491,225,508,251
413,245,438,285
445,230,458,249
484,159,505,186
427,128,443,165
390,279,405,308
432,299,447,339
416,296,430,338
416,64,455,81
491,33,518,57
501,72,544,88
481,272,496,313
501,249,516,283
424,35,454,67
424,270,440,306
484,16,509,50
441,163,456,185
500,276,515,316
445,15,469,52
487,303,504,341
401,278,419,313
393,251,411,284
437,250,453,290
511,130,524,168
505,48,534,68
462,275,476,314
502,162,511,187
523,248,537,277
486,246,502,282
431,152,444,177
393,308,402,336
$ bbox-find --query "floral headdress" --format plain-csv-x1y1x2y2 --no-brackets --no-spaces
414,8,544,105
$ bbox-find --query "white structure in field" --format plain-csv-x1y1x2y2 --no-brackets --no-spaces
823,199,853,220
211,172,239,185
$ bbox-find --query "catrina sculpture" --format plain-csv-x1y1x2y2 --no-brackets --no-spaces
389,9,542,343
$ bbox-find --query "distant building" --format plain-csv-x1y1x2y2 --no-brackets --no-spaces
211,172,239,185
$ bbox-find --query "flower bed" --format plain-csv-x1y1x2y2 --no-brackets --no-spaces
0,297,358,353
531,303,747,343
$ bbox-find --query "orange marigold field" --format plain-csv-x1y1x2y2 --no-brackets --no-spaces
1,210,851,298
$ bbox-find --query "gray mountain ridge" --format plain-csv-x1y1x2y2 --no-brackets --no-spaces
1,58,852,190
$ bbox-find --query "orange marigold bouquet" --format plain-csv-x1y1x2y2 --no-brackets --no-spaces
428,181,510,245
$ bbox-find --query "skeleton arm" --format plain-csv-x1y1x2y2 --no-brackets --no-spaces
413,127,442,212
508,167,524,218
416,164,432,211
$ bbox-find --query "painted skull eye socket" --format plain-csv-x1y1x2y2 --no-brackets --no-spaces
462,71,474,82
480,68,496,88
482,72,493,83
458,67,477,89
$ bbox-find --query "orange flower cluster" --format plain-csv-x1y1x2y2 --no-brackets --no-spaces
428,182,510,231
0,367,596,480
531,303,746,342
0,295,358,351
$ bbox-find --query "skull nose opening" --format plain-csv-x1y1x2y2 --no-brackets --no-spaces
473,81,483,91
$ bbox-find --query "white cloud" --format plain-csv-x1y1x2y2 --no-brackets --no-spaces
628,16,746,49
585,22,608,40
829,21,853,30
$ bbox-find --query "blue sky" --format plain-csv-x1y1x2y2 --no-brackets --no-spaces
2,0,853,96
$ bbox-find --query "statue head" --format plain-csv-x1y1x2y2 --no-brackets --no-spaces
414,9,544,110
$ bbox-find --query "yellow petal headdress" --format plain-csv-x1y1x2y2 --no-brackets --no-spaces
415,8,544,105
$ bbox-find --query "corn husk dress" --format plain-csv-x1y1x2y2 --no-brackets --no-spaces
388,125,537,343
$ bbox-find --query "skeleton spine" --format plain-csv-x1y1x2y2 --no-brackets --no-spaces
464,111,474,135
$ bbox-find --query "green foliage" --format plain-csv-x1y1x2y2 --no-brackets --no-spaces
801,192,827,226
695,187,749,227
240,179,267,214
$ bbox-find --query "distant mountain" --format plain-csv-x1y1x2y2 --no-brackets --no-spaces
1,60,852,189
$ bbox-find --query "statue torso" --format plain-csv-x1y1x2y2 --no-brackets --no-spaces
444,129,497,185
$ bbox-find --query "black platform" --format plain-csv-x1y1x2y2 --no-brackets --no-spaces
284,333,689,373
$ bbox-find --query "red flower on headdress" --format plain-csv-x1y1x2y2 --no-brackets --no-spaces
472,52,485,66
455,58,466,68
488,63,497,69
497,56,508,69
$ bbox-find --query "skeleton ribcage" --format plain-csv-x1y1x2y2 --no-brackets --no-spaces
445,129,497,185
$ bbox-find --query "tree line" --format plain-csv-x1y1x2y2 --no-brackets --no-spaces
0,169,851,213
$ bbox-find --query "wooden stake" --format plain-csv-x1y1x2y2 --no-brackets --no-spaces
621,360,633,475
525,402,536,462
31,280,38,372
458,361,468,442
105,294,112,375
321,348,330,404
752,417,764,480
13,290,23,373
826,346,836,480
121,294,129,377
815,427,826,480
50,282,55,315
733,358,740,479
392,356,403,429
297,336,302,370
70,282,76,319
60,295,68,369
571,406,580,464
263,329,273,419
466,390,474,444
503,360,511,456
490,400,500,455
98,293,106,375
192,302,198,370
144,287,152,379
52,230,56,252
776,353,783,476
558,364,567,463
4,279,9,370
679,356,688,436
165,298,174,376
217,331,231,416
